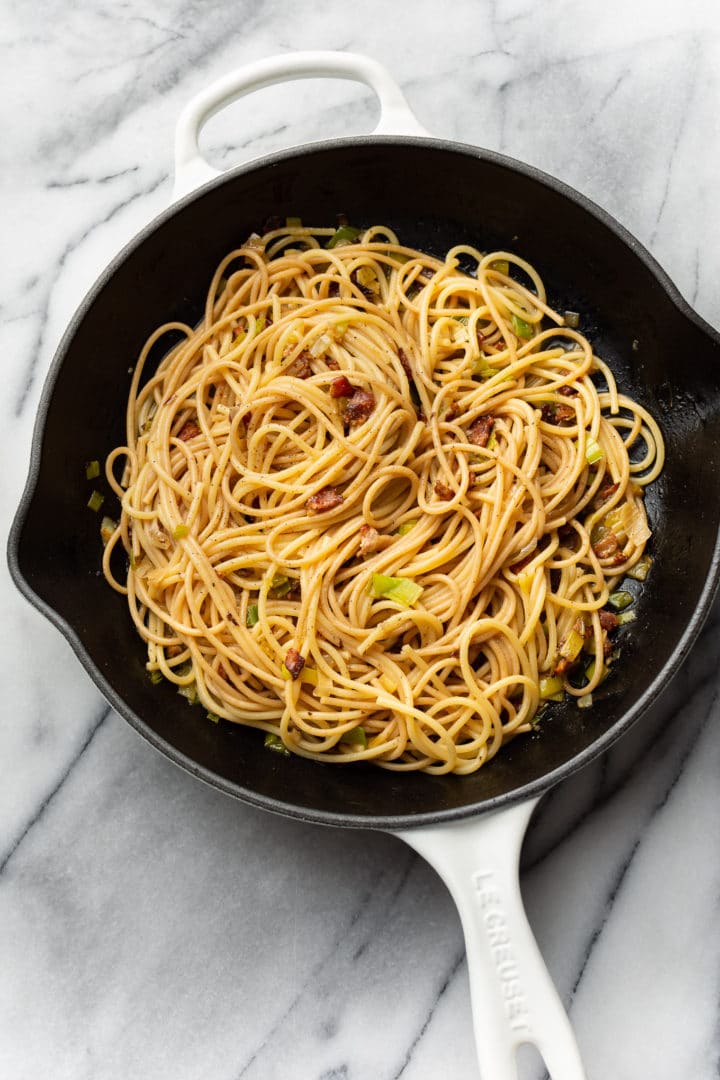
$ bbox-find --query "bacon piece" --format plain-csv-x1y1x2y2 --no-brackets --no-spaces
592,532,620,559
555,404,576,425
284,648,305,680
541,403,576,426
602,632,614,658
330,375,355,399
597,479,620,504
287,351,313,379
344,388,376,425
554,657,572,675
434,480,454,500
468,416,495,447
306,486,344,514
444,403,459,422
398,348,413,380
359,524,380,555
325,357,340,371
558,385,579,397
599,609,619,631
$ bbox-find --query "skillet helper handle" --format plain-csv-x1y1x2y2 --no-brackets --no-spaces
395,799,587,1080
173,51,429,200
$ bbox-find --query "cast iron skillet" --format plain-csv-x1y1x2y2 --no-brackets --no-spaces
8,54,720,1078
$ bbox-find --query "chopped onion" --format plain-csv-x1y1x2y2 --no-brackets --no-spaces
264,732,290,755
584,437,604,465
370,573,423,608
539,675,564,701
627,555,652,581
511,313,534,339
608,590,634,611
341,726,368,747
309,333,332,358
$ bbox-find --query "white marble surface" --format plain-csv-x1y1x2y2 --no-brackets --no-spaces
2,2,720,1078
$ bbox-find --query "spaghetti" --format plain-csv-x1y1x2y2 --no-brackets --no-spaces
102,223,664,774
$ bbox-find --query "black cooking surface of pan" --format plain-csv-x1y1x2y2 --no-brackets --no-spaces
10,138,720,827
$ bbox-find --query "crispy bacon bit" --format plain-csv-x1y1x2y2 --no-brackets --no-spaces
468,416,495,447
359,524,381,555
287,350,313,379
444,403,459,422
592,532,620,559
325,357,340,371
554,657,572,675
330,375,355,399
166,643,183,658
556,403,576,424
398,348,413,380
602,632,614,658
611,550,627,566
344,388,376,425
597,479,620,504
284,648,305,680
434,480,454,500
541,403,576,426
306,486,344,514
558,384,579,397
599,609,619,631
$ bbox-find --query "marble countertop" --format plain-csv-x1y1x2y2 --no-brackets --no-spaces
3,3,720,1078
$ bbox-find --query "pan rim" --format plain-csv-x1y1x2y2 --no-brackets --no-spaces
8,133,720,829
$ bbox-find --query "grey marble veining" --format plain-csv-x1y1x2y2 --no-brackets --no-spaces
2,1,720,1077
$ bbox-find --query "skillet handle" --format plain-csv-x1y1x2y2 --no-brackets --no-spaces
394,799,587,1080
173,51,429,200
